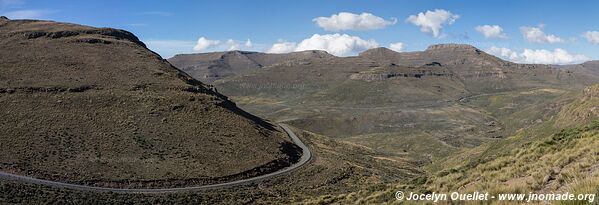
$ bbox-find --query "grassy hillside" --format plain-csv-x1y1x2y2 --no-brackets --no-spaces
0,17,301,188
428,85,599,196
430,121,598,196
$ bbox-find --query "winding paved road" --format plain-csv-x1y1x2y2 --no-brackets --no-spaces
0,123,311,193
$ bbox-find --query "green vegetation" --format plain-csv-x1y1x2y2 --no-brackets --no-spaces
430,121,599,195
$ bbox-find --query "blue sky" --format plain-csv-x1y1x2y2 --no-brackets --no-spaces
1,0,598,64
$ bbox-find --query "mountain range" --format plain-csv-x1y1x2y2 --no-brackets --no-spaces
168,44,599,160
1,16,598,204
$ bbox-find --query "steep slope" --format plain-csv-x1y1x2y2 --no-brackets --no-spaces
168,50,334,82
0,17,301,188
426,84,599,201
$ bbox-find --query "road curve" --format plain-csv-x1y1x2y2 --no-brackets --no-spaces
0,123,312,193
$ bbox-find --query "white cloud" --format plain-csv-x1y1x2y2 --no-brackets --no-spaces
487,46,588,65
313,12,397,31
406,9,459,38
3,9,52,19
225,39,240,51
583,31,599,44
193,37,220,51
487,46,520,61
520,25,563,43
475,25,507,39
245,39,253,48
295,33,378,56
144,39,195,58
389,42,405,52
147,38,256,57
267,41,297,54
266,34,378,56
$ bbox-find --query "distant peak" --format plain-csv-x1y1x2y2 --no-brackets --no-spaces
224,50,258,55
0,16,8,20
425,44,480,52
296,50,329,54
359,47,399,56
291,50,334,58
364,47,396,53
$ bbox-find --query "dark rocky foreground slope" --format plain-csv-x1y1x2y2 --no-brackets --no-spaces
0,17,302,188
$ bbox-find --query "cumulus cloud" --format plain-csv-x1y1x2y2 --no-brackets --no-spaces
520,25,563,43
193,37,220,51
475,25,507,39
487,46,588,65
267,41,297,54
295,34,378,56
313,12,397,31
245,39,253,48
583,31,599,44
406,9,459,38
487,46,520,61
149,37,255,56
266,34,378,56
389,42,405,52
518,49,588,64
225,39,240,51
192,37,256,51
